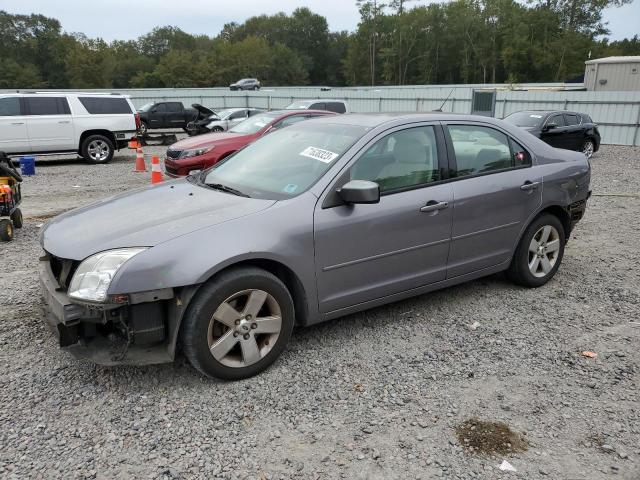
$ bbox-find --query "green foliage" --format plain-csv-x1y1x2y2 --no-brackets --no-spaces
0,2,637,89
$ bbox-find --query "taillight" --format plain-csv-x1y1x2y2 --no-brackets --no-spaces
134,113,141,131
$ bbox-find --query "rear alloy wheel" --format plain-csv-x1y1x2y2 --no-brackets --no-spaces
0,219,13,242
508,213,565,287
181,267,294,380
81,135,114,164
212,126,224,132
582,139,595,158
139,121,148,136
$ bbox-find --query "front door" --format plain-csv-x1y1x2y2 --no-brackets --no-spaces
314,124,452,313
165,102,185,128
24,96,75,151
444,123,542,278
0,97,29,153
540,113,569,149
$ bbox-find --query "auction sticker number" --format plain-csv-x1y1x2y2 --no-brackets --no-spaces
299,146,339,163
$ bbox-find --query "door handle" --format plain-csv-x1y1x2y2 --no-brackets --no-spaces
58,120,71,124
10,122,25,125
420,201,448,213
520,181,540,191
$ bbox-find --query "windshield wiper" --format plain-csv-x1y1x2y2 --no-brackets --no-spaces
204,182,250,197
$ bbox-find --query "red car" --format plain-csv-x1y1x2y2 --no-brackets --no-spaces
164,109,336,177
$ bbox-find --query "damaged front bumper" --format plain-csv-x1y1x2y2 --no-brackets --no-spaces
39,254,188,366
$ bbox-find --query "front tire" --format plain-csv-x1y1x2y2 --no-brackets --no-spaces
507,213,566,287
0,219,13,241
81,135,114,164
10,208,22,229
181,267,295,380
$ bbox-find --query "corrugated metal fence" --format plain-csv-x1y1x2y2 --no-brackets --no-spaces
4,85,640,145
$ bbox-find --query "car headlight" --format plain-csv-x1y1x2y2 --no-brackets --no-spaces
180,146,213,159
68,248,147,302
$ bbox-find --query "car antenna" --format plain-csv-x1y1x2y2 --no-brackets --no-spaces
434,88,454,112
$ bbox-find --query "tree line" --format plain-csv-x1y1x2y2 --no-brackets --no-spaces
0,1,638,90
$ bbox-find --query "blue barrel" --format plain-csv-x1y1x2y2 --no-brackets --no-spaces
20,156,35,176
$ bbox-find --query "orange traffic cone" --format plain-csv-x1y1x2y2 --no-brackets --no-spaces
151,156,164,184
133,147,146,172
128,138,140,149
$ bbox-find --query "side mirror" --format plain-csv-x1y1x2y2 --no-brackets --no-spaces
544,122,557,131
337,180,380,205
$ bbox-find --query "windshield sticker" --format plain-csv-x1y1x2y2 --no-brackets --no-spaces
299,146,339,163
529,114,542,118
283,184,298,194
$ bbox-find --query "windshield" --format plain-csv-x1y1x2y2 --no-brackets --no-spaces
229,112,280,134
286,102,311,110
504,112,545,127
200,123,369,200
139,102,154,112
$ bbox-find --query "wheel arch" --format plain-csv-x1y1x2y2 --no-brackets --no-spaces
78,129,116,152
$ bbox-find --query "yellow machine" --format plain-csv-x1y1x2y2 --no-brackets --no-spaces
0,152,23,242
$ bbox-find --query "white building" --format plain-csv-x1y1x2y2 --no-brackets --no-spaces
584,56,640,91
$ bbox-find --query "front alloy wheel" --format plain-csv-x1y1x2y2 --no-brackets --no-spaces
181,267,294,380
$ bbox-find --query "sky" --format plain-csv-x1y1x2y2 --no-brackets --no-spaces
2,0,638,41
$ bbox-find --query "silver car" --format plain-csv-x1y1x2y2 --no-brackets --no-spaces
206,108,264,132
39,114,591,379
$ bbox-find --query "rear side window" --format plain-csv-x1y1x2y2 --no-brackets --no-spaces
564,114,580,126
25,97,70,115
0,97,21,116
166,102,183,112
310,102,326,111
78,97,132,114
448,125,513,177
326,102,346,114
547,114,565,127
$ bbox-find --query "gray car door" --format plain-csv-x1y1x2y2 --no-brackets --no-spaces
444,123,542,278
314,124,453,314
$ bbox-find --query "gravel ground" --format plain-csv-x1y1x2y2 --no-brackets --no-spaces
1,145,639,479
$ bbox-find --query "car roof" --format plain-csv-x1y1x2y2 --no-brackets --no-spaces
300,112,512,128
292,99,347,104
262,109,338,119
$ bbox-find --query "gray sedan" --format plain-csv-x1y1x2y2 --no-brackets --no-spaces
39,114,591,379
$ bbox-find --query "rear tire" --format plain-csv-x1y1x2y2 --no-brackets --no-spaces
582,139,595,158
0,219,13,241
507,213,565,288
181,267,295,380
10,208,22,229
81,134,114,164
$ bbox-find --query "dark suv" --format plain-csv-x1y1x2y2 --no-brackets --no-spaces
229,79,261,91
503,110,601,158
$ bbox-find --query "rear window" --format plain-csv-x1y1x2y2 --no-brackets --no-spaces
78,97,132,114
25,97,70,115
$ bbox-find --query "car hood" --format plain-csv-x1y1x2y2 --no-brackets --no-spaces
169,132,249,150
191,103,215,116
41,180,276,260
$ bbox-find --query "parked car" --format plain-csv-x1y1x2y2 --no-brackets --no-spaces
164,109,336,177
0,92,137,163
206,108,265,132
39,113,591,379
137,102,213,135
286,99,349,114
230,78,261,91
503,110,601,158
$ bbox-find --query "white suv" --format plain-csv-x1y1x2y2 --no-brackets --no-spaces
0,92,138,163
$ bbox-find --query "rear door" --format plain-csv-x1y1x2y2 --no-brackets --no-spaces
24,96,75,151
0,96,29,153
444,123,542,278
227,109,249,129
540,113,568,148
563,113,584,151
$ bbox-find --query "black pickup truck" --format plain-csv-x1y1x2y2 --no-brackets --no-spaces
137,102,214,135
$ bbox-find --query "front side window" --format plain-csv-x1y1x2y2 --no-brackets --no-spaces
351,126,440,193
201,123,367,199
0,97,21,116
547,114,565,127
448,125,513,177
152,104,166,113
25,97,69,115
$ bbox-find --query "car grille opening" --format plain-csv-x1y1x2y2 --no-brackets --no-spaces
165,166,178,175
166,149,182,159
48,253,79,291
